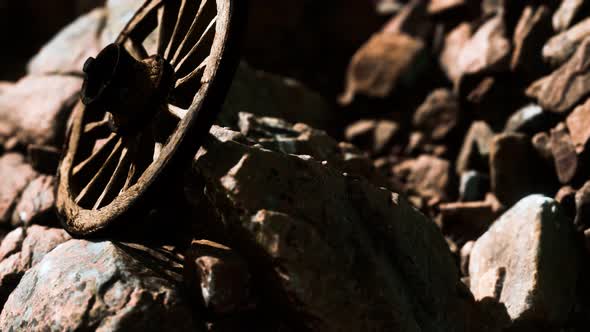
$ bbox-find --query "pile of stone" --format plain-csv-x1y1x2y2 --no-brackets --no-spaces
0,0,587,331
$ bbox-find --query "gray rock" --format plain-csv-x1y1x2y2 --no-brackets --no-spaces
27,8,106,75
469,195,578,328
0,75,82,146
0,153,37,224
0,225,70,307
0,240,199,331
192,125,496,332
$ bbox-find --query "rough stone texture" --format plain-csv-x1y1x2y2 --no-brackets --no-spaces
193,125,493,332
440,194,503,244
0,75,82,146
413,88,459,141
553,0,586,32
469,195,578,328
550,122,578,184
237,112,387,189
574,180,590,230
11,175,56,227
0,153,37,224
456,121,495,175
184,240,252,315
527,37,590,113
440,23,472,84
489,133,536,206
393,155,454,205
510,6,552,74
544,16,590,66
345,119,399,155
0,240,198,331
503,104,556,135
0,225,70,307
27,8,106,75
221,62,335,130
566,98,590,154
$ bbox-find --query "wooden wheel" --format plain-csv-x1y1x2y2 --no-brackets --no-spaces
56,0,246,236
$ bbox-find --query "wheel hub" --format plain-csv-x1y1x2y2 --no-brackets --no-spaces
81,43,175,136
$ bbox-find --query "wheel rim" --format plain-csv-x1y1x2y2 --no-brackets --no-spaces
57,0,243,236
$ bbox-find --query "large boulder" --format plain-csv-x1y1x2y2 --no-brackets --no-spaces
469,195,578,329
0,154,37,224
190,124,500,332
0,240,199,331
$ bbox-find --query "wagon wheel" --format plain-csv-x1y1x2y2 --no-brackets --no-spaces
56,0,245,237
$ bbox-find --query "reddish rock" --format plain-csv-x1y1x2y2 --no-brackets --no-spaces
566,98,590,154
394,155,454,204
531,131,553,161
469,195,578,327
553,0,586,32
185,240,252,314
0,240,197,331
527,37,590,113
510,5,552,74
457,14,510,78
12,175,56,227
345,119,399,155
550,122,578,184
574,180,590,230
0,153,37,224
489,133,536,206
0,75,82,146
0,226,70,307
440,23,472,84
427,0,466,15
440,194,503,243
413,88,460,141
544,16,590,66
456,121,495,175
27,8,105,75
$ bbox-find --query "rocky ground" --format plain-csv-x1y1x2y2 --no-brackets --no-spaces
0,0,589,331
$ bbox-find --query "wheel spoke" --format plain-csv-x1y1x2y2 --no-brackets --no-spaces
170,0,214,65
153,142,163,161
93,146,131,210
167,104,189,120
83,119,111,140
175,56,209,89
116,0,164,44
173,16,217,73
164,0,199,60
124,38,148,60
123,130,155,190
156,0,180,56
76,138,124,206
73,134,117,181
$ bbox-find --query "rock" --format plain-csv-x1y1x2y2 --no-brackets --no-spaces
101,0,144,46
503,104,557,135
0,153,37,224
566,98,590,154
555,185,577,219
340,30,425,104
0,75,82,146
27,144,61,175
0,225,70,308
456,121,495,175
427,0,466,15
531,131,553,161
345,119,399,155
544,17,590,66
440,23,472,84
27,8,106,75
0,82,12,94
510,5,552,74
469,195,578,328
574,180,590,230
184,240,252,314
527,37,590,113
193,125,488,331
457,13,511,78
393,155,454,205
375,0,403,15
413,88,460,141
550,122,578,184
489,133,536,206
11,175,56,227
459,170,489,202
553,0,586,32
439,194,503,244
0,239,198,331
237,112,386,188
221,62,335,130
